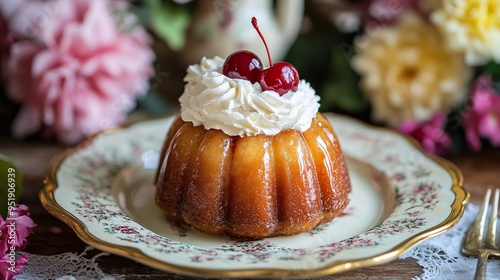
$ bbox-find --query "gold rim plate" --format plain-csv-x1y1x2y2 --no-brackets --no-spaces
40,113,468,278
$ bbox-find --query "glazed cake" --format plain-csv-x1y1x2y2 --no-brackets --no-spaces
155,54,351,239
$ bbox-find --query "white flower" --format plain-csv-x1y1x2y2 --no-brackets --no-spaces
430,0,500,66
352,13,472,126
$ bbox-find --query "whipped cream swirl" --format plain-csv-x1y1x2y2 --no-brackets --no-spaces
179,57,320,137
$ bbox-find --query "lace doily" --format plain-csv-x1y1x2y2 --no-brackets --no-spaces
13,203,499,279
401,203,500,280
15,247,124,280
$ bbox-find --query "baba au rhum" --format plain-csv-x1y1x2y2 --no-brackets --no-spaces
155,18,351,239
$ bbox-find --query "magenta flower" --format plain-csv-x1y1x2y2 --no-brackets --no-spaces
8,204,30,218
0,253,28,280
362,0,424,29
462,75,500,151
397,112,452,155
0,205,36,251
5,215,36,251
0,204,35,280
1,0,155,144
0,215,7,255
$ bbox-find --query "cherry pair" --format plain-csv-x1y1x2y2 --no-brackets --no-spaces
222,17,299,96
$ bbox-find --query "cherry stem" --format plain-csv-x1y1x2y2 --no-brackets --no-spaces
251,17,273,66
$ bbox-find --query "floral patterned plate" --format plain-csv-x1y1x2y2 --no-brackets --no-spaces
41,113,468,278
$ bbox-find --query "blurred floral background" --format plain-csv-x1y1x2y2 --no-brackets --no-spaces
1,0,499,155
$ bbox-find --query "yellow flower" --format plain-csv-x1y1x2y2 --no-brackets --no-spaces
430,0,500,65
352,13,471,126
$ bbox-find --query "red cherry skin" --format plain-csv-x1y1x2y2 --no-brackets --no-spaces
222,51,263,83
258,62,299,95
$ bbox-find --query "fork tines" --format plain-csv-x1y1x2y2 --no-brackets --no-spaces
483,189,499,249
463,188,500,280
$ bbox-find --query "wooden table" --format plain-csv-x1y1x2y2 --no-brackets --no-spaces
1,136,498,279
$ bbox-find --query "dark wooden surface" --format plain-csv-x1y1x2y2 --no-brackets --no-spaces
1,136,498,280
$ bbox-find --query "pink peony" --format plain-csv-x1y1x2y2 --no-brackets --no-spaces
462,75,500,151
397,112,452,156
1,0,155,144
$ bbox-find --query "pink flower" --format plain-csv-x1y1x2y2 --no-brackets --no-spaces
0,215,8,254
362,0,425,29
408,211,420,217
0,253,28,280
462,75,500,151
1,205,36,252
0,204,35,279
397,112,452,155
9,204,30,218
119,225,137,234
4,215,36,251
1,0,155,144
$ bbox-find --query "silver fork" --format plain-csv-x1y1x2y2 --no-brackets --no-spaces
462,188,500,280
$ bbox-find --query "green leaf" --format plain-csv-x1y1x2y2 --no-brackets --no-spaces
322,83,368,112
137,90,175,115
0,154,23,218
320,46,368,113
481,61,500,79
148,0,190,51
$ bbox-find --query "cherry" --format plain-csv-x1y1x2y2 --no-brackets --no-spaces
252,17,299,96
222,50,263,83
259,62,299,95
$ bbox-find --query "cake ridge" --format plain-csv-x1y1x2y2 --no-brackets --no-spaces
156,113,351,238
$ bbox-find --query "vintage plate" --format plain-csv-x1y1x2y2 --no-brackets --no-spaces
40,113,468,278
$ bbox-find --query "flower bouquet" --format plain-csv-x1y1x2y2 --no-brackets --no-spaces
291,0,500,155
